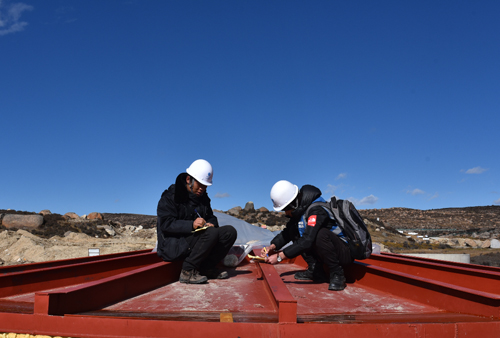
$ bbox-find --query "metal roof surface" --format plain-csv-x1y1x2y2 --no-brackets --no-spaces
1,249,499,337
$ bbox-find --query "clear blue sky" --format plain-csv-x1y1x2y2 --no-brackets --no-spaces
1,1,499,216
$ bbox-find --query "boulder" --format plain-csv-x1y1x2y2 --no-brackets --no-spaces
244,202,255,212
88,212,103,220
475,240,484,247
257,207,269,212
64,212,80,219
491,239,500,249
481,240,491,249
39,209,52,216
3,235,45,264
227,206,242,216
2,214,43,230
464,238,478,248
104,225,116,236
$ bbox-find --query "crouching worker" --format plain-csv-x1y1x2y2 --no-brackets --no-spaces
156,159,237,284
261,180,353,291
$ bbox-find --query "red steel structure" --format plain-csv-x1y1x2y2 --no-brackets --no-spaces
0,249,499,338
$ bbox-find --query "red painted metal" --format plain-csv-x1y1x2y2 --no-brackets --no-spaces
259,262,297,323
0,251,162,298
366,253,500,293
34,260,182,315
0,250,499,337
0,249,152,274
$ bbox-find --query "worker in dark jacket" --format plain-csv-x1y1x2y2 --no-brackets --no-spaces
261,180,352,291
156,159,237,284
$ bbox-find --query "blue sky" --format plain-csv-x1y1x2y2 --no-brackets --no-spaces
1,1,499,216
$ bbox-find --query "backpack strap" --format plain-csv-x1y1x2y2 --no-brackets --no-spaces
328,197,344,229
335,199,357,241
304,200,344,237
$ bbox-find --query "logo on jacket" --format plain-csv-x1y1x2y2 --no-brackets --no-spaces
307,215,317,226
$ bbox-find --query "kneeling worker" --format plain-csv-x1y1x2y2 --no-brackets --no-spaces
156,159,237,284
261,180,353,291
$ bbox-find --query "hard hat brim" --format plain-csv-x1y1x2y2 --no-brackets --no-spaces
273,184,298,211
186,169,213,186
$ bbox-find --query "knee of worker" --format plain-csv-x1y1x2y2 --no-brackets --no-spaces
219,225,237,243
204,225,237,244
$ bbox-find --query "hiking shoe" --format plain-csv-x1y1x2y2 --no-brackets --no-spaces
294,264,328,283
179,269,208,284
294,269,314,280
328,272,346,291
200,268,229,279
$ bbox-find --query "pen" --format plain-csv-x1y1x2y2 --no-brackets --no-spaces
195,209,206,227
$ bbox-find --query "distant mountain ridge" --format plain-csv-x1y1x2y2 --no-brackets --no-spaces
3,205,500,239
360,205,500,237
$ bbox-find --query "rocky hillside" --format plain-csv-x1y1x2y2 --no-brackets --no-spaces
1,203,500,267
221,202,500,238
360,205,500,238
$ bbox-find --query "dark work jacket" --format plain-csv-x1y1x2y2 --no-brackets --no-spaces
271,185,337,259
156,173,219,261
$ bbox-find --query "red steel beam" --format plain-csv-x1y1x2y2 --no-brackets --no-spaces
0,312,281,338
3,251,500,337
258,262,297,323
0,249,152,274
365,253,500,294
34,260,182,315
0,251,162,297
278,321,500,338
381,252,500,273
2,311,500,338
347,262,500,318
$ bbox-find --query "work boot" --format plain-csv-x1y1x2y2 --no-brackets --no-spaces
328,270,346,291
179,269,208,284
294,263,328,283
294,268,314,280
200,268,229,279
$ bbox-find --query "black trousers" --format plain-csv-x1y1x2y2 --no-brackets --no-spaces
311,228,352,274
183,225,237,271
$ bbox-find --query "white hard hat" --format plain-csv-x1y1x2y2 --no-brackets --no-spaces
186,159,213,186
270,180,298,211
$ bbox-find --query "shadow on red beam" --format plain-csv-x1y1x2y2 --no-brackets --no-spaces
34,260,182,315
0,249,153,274
347,262,500,318
364,253,500,294
0,251,162,298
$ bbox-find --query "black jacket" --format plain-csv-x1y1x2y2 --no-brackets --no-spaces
156,173,219,261
271,185,336,258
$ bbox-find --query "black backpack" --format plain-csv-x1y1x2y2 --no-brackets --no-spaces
305,197,372,260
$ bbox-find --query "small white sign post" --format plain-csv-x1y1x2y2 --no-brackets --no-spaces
88,248,100,256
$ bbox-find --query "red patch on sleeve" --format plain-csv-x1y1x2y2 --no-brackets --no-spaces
307,215,317,226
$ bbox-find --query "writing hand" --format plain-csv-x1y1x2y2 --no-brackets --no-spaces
260,246,272,258
193,218,206,229
265,253,279,265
